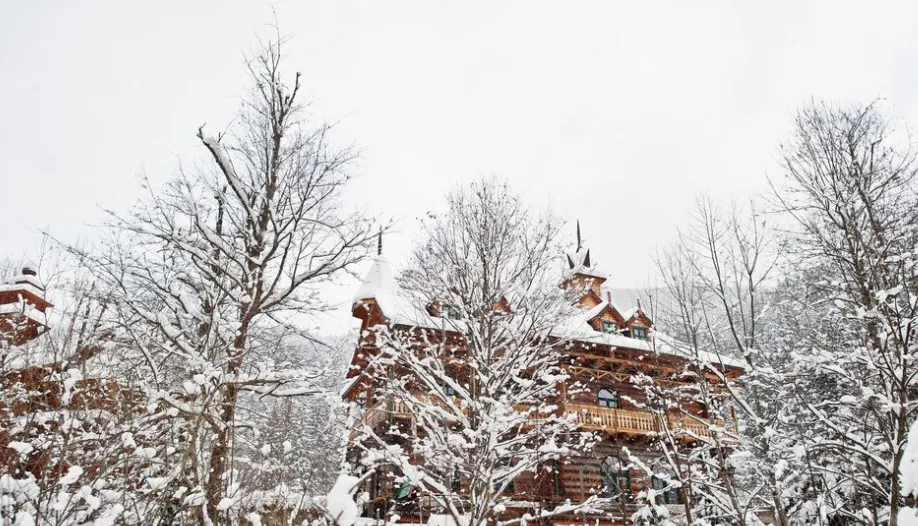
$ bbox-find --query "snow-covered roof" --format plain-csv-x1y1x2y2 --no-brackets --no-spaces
353,256,394,310
351,254,744,371
652,332,745,369
0,302,48,327
554,308,743,368
620,303,650,322
0,266,48,303
0,280,46,298
583,300,609,321
352,256,454,332
565,248,607,279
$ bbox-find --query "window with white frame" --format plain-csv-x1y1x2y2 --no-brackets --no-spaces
601,320,617,334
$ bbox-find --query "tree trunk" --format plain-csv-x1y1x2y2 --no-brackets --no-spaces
203,317,249,524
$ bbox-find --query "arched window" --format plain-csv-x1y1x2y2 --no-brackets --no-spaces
598,388,620,408
601,457,630,503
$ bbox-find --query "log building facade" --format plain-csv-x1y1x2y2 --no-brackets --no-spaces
343,232,743,526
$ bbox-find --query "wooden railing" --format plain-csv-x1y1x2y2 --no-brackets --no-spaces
566,403,661,434
359,399,735,441
564,403,728,439
361,400,411,430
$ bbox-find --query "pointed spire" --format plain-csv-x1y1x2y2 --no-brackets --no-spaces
355,229,394,310
565,219,604,279
576,220,582,251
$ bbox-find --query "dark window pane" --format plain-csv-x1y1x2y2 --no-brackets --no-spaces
552,459,562,495
451,469,461,491
598,388,620,408
601,457,629,503
652,474,679,504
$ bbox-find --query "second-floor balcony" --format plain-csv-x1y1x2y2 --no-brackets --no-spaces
565,403,730,440
358,399,736,442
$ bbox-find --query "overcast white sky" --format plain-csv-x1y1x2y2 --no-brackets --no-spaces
3,1,918,320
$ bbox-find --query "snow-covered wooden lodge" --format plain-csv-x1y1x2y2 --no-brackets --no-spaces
344,231,743,525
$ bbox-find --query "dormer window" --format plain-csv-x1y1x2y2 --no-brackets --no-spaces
632,327,648,340
442,304,462,320
601,320,617,334
425,301,463,319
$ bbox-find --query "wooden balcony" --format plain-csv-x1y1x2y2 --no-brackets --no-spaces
362,400,411,429
358,400,735,442
565,403,732,440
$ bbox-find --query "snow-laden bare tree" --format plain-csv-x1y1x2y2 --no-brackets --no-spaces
355,178,597,526
74,38,375,524
769,100,918,526
647,197,789,526
643,100,918,526
236,333,352,523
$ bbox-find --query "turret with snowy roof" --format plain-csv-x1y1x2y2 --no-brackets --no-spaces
352,230,393,328
560,223,657,342
0,263,52,347
563,221,608,299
